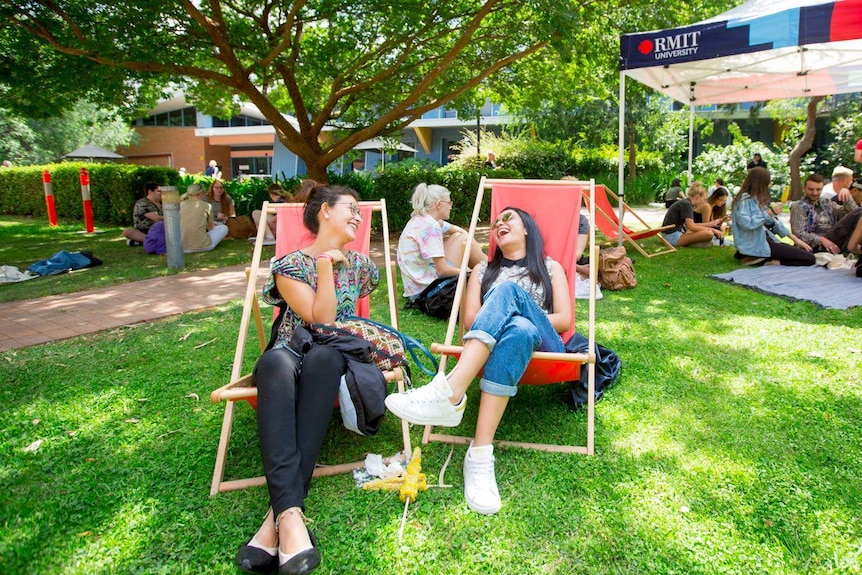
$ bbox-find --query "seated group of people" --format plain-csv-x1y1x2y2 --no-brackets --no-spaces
661,167,862,274
234,180,589,575
122,181,291,253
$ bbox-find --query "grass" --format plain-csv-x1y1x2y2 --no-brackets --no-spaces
2,235,862,574
0,216,270,303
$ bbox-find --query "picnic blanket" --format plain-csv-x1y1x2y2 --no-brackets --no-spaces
712,265,862,310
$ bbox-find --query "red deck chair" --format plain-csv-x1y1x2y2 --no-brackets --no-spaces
418,178,599,455
586,184,676,258
209,200,411,495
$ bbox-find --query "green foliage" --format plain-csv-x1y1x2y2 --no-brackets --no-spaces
0,163,175,225
824,114,862,172
694,138,790,199
0,0,583,179
0,98,137,165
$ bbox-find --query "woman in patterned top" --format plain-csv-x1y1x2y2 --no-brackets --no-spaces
235,181,378,575
386,207,571,516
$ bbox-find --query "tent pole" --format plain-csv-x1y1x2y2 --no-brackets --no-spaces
687,102,694,185
618,72,626,247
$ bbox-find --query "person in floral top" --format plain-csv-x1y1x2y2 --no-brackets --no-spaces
236,181,378,575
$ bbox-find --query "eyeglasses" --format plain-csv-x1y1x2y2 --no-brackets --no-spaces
438,199,453,205
333,202,362,218
491,211,515,228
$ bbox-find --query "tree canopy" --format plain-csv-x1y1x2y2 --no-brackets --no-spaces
0,0,581,180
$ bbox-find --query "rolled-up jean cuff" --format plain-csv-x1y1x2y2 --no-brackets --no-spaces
480,377,518,397
462,329,496,352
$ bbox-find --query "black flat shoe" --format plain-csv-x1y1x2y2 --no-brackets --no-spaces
279,529,320,575
236,543,278,575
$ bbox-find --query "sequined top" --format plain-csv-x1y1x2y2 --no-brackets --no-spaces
473,256,556,312
263,250,379,349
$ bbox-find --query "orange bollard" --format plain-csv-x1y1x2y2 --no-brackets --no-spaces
79,168,94,233
42,170,58,226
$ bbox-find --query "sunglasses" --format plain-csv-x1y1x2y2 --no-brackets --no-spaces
491,211,516,228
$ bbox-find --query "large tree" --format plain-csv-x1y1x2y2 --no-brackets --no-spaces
0,0,580,181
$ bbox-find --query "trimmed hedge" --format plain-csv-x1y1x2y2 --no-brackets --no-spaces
0,163,177,225
0,156,667,229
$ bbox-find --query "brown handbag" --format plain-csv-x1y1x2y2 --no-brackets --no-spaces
226,216,257,239
598,246,637,290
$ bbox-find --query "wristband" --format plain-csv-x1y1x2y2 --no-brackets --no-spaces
316,253,334,263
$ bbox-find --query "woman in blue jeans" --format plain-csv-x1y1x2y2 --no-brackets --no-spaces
385,207,571,515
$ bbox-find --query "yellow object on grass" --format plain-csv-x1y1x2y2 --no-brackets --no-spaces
362,448,428,503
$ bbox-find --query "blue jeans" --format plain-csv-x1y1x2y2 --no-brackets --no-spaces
463,281,564,397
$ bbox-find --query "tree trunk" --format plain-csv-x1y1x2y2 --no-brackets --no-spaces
627,131,637,181
788,96,823,200
304,161,330,184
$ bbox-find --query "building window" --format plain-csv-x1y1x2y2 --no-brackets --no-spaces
213,114,271,128
137,107,198,127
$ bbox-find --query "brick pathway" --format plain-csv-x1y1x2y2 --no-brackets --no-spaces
0,206,667,352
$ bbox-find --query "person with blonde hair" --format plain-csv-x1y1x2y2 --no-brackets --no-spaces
180,183,228,252
397,183,485,304
660,181,723,247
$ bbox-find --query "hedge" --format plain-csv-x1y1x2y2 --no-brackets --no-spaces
0,156,666,229
0,163,177,225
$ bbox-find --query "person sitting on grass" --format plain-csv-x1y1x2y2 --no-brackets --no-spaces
694,186,730,231
731,167,814,267
122,182,163,246
234,181,378,575
180,183,229,253
663,178,685,208
252,183,291,245
660,181,723,247
386,207,571,516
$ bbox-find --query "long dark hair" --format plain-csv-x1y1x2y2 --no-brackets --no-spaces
296,180,359,234
708,187,728,220
733,167,771,212
480,207,553,310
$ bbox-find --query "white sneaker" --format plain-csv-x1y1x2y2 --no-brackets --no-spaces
384,372,466,427
463,443,501,515
575,274,603,300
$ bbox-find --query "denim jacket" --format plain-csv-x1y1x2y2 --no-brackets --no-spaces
731,194,788,257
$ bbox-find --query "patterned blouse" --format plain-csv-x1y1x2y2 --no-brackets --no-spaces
263,250,379,349
473,256,556,312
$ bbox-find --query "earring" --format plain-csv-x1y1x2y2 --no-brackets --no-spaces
325,214,330,219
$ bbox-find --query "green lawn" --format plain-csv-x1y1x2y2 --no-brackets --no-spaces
1,240,861,574
0,216,270,303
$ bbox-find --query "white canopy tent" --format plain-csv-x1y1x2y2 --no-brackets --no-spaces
617,0,862,242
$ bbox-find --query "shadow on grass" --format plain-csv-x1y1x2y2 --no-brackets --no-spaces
2,243,861,574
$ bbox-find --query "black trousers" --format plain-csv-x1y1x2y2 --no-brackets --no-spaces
767,239,815,266
253,345,345,516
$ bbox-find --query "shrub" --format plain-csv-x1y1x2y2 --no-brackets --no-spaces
0,163,175,225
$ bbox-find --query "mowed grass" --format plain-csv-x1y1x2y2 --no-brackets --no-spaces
1,238,861,574
0,216,267,303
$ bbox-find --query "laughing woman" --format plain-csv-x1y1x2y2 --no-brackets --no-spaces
386,207,571,516
235,181,378,575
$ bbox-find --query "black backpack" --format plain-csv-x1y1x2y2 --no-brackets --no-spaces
563,333,621,410
405,275,463,319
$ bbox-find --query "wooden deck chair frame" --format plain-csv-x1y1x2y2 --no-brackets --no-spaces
418,178,600,455
586,184,676,258
209,199,411,495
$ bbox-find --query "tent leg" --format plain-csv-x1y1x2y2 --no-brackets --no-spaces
688,101,695,185
618,72,626,247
